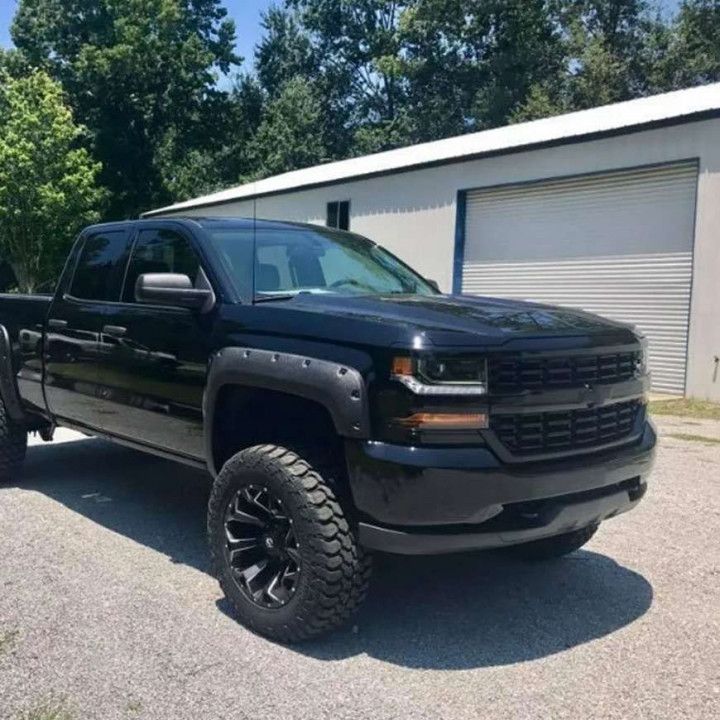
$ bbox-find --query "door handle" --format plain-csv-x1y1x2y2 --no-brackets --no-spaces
48,319,68,329
102,325,127,337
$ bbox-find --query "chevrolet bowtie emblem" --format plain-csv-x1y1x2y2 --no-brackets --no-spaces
582,383,603,408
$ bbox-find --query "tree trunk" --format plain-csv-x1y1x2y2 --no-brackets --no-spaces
9,261,35,294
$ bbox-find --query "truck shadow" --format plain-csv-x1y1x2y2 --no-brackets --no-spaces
21,437,653,670
303,550,653,669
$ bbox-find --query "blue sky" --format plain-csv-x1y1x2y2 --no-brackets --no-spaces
0,0,275,70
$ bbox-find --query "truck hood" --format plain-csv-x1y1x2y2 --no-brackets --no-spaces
239,293,638,349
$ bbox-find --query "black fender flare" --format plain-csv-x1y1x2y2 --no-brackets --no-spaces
203,347,370,475
0,324,28,424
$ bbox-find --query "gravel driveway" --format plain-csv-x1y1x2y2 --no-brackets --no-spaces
1,418,718,720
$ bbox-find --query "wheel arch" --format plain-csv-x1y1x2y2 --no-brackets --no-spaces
204,347,370,475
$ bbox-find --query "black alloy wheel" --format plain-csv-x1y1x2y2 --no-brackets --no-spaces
224,484,301,608
208,444,372,642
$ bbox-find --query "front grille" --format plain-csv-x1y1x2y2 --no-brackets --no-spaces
489,351,640,393
490,400,642,456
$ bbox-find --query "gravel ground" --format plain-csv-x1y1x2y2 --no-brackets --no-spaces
1,418,719,720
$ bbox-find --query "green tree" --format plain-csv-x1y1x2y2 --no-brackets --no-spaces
568,32,633,107
157,74,265,200
561,1,664,107
511,83,566,123
11,0,239,218
396,0,477,140
513,0,677,120
466,0,566,128
256,7,318,101
275,1,412,156
267,0,568,147
245,76,326,180
661,0,720,88
0,71,105,292
0,48,30,79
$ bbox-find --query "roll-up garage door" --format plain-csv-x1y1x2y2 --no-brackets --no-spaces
461,161,698,394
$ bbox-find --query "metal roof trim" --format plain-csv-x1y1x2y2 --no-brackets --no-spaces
144,83,720,217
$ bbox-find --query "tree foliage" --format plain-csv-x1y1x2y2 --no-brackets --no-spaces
254,0,720,158
663,0,720,88
11,0,239,218
156,74,265,200
2,0,719,220
245,76,327,181
0,71,105,292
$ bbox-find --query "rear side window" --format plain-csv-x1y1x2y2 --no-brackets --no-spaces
70,231,132,301
122,229,200,303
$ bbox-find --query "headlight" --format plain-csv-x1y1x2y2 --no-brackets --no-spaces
391,355,488,395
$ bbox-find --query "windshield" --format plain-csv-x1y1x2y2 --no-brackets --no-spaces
207,225,438,301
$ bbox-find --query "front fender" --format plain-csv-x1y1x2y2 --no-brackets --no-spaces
203,347,370,475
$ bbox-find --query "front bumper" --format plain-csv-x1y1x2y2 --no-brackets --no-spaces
346,420,657,555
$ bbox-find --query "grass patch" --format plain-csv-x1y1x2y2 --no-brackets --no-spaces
15,699,74,720
649,398,720,420
0,628,19,654
667,433,720,445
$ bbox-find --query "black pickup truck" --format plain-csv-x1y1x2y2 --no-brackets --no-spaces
0,217,656,641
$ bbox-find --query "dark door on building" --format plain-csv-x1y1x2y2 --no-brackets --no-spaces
93,225,213,460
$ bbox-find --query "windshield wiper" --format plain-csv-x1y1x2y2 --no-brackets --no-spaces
253,293,297,303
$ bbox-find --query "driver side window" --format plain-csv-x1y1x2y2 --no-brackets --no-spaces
123,229,200,303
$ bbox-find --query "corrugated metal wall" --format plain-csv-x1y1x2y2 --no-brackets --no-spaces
462,162,699,394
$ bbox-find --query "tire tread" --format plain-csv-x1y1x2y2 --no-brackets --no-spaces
0,399,26,483
208,444,371,642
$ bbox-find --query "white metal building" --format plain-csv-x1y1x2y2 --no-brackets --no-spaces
145,83,720,401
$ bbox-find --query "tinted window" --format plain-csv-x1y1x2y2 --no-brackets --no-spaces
327,200,350,231
70,231,131,301
338,202,350,231
205,228,254,299
123,229,200,302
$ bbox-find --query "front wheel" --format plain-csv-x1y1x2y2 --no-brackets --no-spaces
507,524,599,561
207,445,371,643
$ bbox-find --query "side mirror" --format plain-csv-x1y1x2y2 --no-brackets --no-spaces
135,273,214,312
427,279,440,293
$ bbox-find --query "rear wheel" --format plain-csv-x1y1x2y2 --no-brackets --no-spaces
508,524,599,561
0,398,27,483
208,444,371,642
